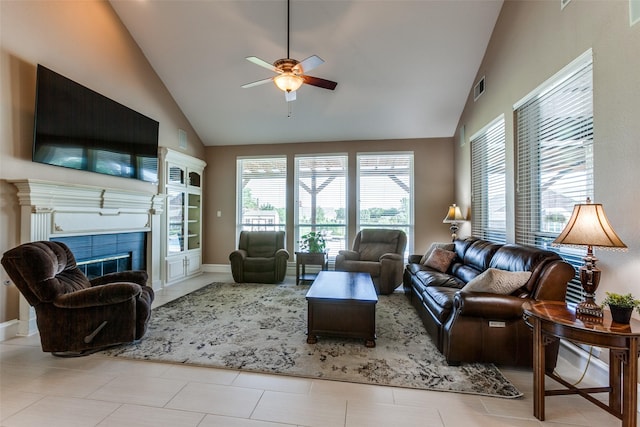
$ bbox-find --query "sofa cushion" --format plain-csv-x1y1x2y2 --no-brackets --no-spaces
461,268,532,295
423,286,460,322
463,240,501,271
423,248,456,273
415,270,464,288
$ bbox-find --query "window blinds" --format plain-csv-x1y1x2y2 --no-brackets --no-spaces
471,116,506,243
357,152,413,254
515,51,593,304
295,154,348,254
237,157,287,231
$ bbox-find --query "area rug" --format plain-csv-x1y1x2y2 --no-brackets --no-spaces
101,282,522,398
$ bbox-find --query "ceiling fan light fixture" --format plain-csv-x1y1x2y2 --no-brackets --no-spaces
273,72,304,92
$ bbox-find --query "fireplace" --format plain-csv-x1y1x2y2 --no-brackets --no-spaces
51,232,146,279
10,179,165,336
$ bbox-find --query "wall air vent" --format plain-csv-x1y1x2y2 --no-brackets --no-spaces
473,76,485,101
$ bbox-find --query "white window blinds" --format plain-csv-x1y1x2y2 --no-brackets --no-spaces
357,152,413,255
471,116,506,243
295,154,348,255
237,157,287,232
515,50,593,304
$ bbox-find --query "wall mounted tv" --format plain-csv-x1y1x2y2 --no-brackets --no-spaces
33,65,159,183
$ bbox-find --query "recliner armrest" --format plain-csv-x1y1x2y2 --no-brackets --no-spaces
229,249,248,262
380,253,403,261
454,291,528,319
90,271,148,287
53,283,142,309
337,250,360,261
274,248,290,260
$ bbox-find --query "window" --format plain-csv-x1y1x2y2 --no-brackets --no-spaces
514,50,593,304
237,157,287,232
295,155,348,256
471,116,506,243
357,152,413,256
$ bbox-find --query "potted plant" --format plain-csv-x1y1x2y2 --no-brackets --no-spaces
601,292,640,324
298,231,327,253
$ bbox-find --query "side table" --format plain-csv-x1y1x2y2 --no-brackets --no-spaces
523,300,640,427
295,251,328,285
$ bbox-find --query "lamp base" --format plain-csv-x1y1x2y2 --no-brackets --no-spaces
576,300,603,317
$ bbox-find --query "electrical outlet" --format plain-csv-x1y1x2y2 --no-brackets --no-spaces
1,271,12,286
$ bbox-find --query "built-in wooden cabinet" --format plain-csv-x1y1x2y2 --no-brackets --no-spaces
160,148,206,285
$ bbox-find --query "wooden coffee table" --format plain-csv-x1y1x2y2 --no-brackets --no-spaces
305,271,378,347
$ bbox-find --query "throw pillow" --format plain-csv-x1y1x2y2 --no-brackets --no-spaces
424,248,456,273
419,242,455,264
462,268,532,295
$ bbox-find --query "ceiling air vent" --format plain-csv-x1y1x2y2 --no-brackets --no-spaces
473,76,485,101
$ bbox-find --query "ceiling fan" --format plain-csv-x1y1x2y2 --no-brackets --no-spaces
241,0,338,102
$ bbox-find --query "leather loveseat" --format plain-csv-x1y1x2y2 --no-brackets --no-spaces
403,236,575,368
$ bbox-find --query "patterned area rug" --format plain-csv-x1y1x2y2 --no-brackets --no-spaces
101,282,522,398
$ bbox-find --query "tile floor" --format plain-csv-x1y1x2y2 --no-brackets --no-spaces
0,273,623,426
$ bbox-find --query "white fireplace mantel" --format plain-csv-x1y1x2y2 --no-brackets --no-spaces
10,179,165,336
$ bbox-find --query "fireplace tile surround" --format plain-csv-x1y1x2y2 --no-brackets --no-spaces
9,179,165,336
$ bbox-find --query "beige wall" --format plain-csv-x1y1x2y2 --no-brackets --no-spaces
0,0,205,323
455,1,640,302
203,138,455,265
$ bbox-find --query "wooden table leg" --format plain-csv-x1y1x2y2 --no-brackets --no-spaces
621,338,638,427
610,348,622,414
532,316,545,421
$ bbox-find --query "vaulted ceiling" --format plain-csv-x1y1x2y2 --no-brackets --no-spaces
110,0,503,146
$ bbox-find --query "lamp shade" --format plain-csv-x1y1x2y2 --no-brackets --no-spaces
552,200,627,249
443,204,465,223
273,73,304,92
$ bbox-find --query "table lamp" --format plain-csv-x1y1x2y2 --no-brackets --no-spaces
552,198,627,317
443,204,466,241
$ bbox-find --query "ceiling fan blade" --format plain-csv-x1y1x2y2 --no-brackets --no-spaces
285,90,297,102
246,56,277,72
294,55,324,74
302,75,338,90
241,77,274,89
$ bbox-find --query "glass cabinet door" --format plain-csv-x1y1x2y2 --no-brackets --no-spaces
167,190,184,253
187,193,201,250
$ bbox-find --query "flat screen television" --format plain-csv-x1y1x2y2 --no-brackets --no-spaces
33,65,159,183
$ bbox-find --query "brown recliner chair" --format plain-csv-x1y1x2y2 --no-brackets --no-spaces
1,241,154,355
335,229,407,295
229,231,289,283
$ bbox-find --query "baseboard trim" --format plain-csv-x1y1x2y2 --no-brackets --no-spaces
202,263,302,276
0,319,19,342
559,339,640,414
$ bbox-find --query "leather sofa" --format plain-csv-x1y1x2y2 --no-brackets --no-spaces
403,236,575,368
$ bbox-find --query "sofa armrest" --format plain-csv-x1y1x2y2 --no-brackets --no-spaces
407,254,422,264
90,271,148,287
454,291,529,319
54,283,142,309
